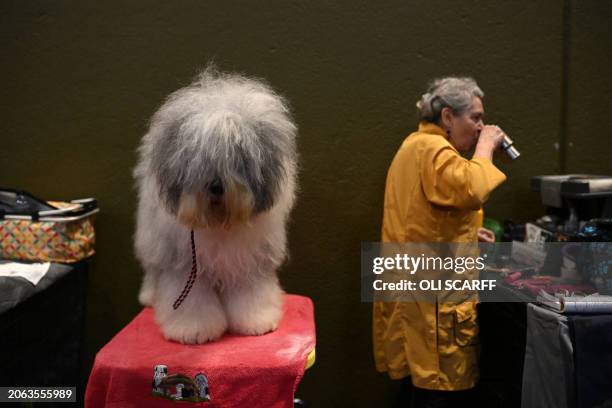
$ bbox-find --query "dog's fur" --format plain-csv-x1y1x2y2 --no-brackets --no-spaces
134,67,297,344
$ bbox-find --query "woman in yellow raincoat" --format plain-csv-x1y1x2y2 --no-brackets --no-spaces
373,77,507,407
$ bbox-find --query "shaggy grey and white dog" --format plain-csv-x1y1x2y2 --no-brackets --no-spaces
134,67,297,344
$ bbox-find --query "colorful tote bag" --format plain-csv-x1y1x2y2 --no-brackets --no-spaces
0,189,98,263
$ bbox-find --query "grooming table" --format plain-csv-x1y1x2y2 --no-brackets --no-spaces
85,294,316,408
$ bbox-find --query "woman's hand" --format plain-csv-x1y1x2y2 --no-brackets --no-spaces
474,125,506,160
477,227,496,243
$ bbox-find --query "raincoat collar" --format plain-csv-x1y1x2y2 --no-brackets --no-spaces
418,122,448,139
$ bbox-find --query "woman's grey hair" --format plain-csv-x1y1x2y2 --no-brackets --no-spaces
416,77,484,123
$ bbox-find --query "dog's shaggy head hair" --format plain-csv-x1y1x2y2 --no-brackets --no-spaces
136,67,297,228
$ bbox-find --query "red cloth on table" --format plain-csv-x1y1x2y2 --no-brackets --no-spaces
85,294,315,408
504,272,596,296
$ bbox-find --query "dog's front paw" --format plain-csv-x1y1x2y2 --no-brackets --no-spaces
230,309,282,336
160,311,228,344
226,297,283,336
155,293,229,344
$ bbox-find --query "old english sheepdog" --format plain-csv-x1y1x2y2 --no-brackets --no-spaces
134,67,297,344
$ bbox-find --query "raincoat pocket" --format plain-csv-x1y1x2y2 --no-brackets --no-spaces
453,302,479,347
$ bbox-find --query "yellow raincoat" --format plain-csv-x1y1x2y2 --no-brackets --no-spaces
373,122,506,390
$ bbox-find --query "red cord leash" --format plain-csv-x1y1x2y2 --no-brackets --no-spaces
173,229,198,310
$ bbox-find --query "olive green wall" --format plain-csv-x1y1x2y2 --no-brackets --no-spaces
1,1,611,406
566,1,612,175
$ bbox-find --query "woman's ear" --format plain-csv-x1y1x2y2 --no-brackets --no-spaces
441,106,453,129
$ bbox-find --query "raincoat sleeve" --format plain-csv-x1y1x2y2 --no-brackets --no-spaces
421,144,506,210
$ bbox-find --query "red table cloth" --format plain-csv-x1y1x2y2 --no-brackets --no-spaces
85,294,315,408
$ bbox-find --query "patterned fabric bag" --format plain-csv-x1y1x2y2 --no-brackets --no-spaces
0,189,98,263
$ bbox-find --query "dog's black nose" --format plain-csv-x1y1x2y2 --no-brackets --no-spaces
209,179,224,197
